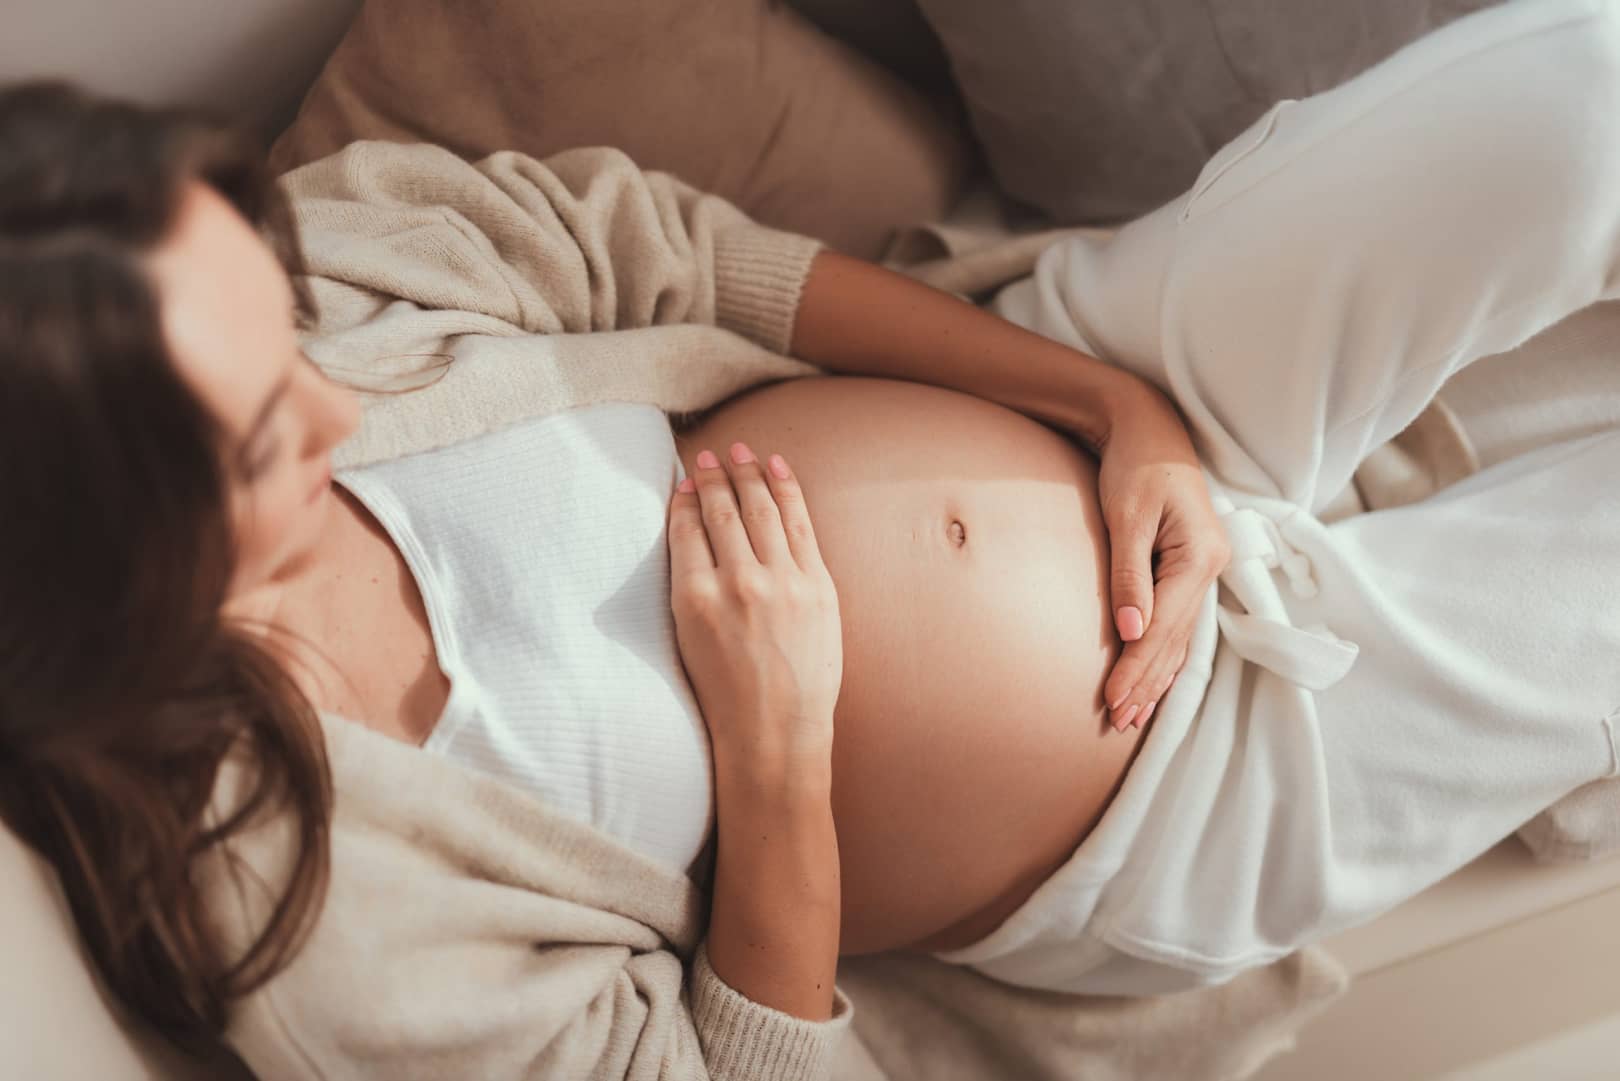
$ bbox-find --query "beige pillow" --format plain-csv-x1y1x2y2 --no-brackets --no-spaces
783,0,956,98
267,0,971,261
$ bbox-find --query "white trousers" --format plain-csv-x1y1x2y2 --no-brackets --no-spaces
932,0,1620,994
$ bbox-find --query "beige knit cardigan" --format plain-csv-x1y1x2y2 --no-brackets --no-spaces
206,138,849,1081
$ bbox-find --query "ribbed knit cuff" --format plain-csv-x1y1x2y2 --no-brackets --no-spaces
712,226,825,357
689,939,853,1081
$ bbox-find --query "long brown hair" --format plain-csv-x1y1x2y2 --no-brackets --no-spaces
0,78,336,1055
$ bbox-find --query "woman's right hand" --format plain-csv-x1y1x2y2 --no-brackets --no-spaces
667,442,843,773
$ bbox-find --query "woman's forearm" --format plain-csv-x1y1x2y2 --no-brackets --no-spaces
705,752,842,1022
789,248,1141,452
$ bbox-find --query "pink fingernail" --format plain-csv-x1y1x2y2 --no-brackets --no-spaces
1136,700,1158,728
1117,703,1141,730
1117,606,1144,641
696,449,720,469
1108,688,1130,711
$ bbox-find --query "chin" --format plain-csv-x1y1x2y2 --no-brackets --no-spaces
271,516,326,581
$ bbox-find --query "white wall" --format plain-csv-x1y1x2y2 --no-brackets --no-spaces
1,0,363,139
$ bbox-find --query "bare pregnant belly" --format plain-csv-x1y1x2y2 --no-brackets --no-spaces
675,375,1145,956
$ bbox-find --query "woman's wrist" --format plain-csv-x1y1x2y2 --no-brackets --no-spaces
707,766,841,1021
788,247,1150,456
1045,351,1143,455
713,742,834,804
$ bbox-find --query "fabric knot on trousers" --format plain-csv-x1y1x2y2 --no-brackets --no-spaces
1213,504,1360,692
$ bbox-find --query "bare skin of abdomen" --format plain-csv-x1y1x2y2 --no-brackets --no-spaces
674,375,1147,958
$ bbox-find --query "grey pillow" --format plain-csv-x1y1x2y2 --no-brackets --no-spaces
912,0,1503,223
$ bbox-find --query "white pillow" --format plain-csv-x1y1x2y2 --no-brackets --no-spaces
0,825,245,1080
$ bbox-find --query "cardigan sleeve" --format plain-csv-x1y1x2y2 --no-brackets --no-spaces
218,925,854,1081
216,885,856,1081
204,733,856,1081
689,937,856,1079
278,139,825,356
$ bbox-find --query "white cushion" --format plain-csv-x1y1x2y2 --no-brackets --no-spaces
0,825,242,1080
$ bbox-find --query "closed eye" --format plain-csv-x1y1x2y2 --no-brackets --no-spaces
246,440,281,480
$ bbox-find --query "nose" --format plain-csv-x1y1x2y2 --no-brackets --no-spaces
326,379,363,447
297,360,363,459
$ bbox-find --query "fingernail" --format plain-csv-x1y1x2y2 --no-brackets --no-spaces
1117,703,1141,730
729,442,755,464
1108,687,1130,711
677,476,695,493
1136,700,1158,728
696,449,720,469
1117,606,1144,641
768,453,791,479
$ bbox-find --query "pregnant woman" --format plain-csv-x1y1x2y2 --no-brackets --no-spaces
0,74,1219,1076
4,0,1620,1075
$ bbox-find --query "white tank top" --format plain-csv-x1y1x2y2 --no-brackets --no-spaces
331,403,714,879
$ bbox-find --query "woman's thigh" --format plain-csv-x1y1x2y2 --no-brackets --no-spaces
994,0,1620,516
1306,429,1620,919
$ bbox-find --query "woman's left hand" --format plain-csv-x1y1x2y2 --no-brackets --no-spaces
784,247,1228,731
1094,382,1230,732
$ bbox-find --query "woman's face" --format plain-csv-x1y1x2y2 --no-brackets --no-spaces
146,180,361,601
